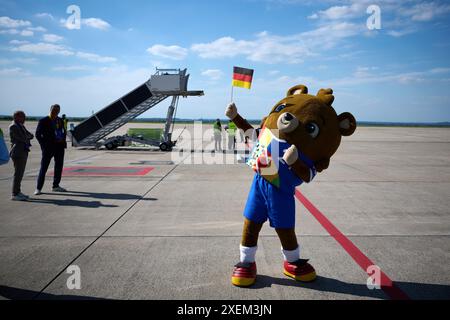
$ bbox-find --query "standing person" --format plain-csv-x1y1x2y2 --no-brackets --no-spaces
213,118,222,151
61,114,68,131
227,120,237,151
35,104,67,195
239,128,245,144
9,110,34,201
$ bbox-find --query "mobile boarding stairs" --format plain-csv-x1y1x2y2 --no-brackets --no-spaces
71,68,203,151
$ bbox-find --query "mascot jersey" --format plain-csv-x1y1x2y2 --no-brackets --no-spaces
244,127,317,228
246,127,316,193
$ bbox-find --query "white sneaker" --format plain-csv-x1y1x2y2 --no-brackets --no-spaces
52,186,67,192
11,193,28,201
34,189,42,195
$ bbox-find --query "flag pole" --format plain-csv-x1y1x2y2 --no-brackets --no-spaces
230,84,234,103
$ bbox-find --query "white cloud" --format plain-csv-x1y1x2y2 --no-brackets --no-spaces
20,30,34,37
60,17,111,30
254,65,450,91
147,44,188,60
191,31,314,64
308,3,365,20
0,17,34,36
261,70,439,97
43,34,64,43
386,29,416,37
76,51,117,63
309,65,328,71
0,57,37,64
9,39,29,45
192,36,256,59
430,67,450,74
11,42,74,56
401,2,450,22
52,65,89,72
308,1,450,38
15,58,38,64
0,67,29,76
0,29,19,35
353,66,379,78
35,13,54,20
300,22,361,49
332,65,450,86
201,69,223,80
9,40,117,64
0,16,31,28
191,23,360,64
28,26,47,32
82,18,111,30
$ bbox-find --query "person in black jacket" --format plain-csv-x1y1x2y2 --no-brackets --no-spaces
9,110,34,200
35,104,67,195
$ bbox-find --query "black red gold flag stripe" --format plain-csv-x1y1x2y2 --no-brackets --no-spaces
232,66,254,89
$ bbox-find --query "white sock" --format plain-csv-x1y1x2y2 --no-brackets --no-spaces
281,246,300,263
240,244,257,263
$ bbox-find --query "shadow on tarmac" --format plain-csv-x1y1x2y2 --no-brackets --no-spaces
27,198,119,208
0,285,106,300
45,190,158,201
248,275,450,300
2,278,450,300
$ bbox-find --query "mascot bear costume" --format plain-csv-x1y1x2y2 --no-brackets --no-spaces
225,84,357,287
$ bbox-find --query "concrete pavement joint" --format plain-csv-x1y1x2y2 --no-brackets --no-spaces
31,156,187,300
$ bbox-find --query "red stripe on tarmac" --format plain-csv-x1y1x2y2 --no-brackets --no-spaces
295,190,409,300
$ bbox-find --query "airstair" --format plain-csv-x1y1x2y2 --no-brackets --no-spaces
71,68,203,150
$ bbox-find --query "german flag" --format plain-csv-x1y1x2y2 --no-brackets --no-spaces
232,66,254,89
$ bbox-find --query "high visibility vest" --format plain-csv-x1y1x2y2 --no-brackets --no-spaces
228,122,237,136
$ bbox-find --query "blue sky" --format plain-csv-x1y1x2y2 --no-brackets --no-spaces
0,0,449,122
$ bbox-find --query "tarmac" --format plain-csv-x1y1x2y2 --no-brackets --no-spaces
0,120,449,300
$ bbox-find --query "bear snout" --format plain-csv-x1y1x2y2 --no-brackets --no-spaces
277,112,299,133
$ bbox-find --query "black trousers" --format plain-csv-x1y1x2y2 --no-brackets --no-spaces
37,147,65,190
12,155,28,196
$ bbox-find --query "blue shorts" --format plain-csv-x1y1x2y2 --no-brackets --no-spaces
243,174,296,228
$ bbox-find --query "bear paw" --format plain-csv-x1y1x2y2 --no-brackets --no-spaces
282,145,298,166
225,102,238,119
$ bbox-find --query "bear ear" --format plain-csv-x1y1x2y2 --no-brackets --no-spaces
338,112,357,136
317,88,334,106
315,158,330,173
286,85,308,96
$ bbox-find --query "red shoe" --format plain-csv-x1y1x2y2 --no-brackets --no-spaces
231,262,257,287
283,259,316,282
